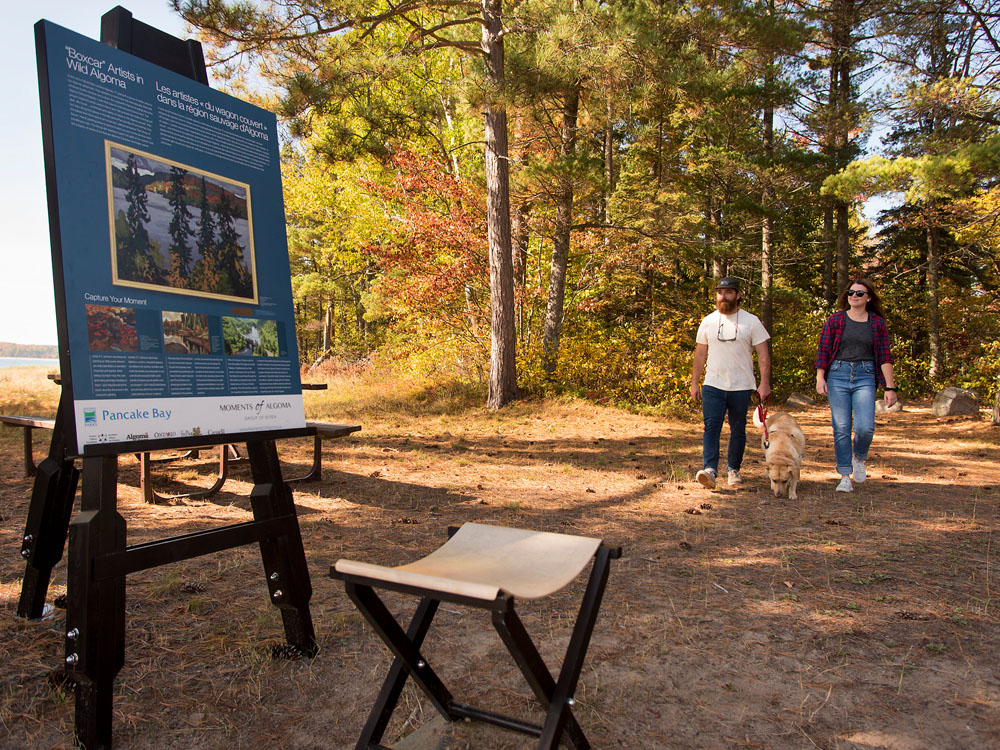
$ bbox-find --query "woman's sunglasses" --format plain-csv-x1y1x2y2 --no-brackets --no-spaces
846,290,868,297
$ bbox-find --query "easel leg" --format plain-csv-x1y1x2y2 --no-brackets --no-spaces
66,455,126,750
23,425,36,477
245,439,317,654
18,396,80,619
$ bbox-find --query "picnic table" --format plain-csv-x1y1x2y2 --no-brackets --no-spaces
2,414,359,499
5,377,349,496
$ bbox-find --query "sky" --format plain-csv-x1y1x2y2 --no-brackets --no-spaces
2,2,193,346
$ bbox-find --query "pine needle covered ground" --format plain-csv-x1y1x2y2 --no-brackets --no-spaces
1,366,998,748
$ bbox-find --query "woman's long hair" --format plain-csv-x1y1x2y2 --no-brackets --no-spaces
837,278,887,319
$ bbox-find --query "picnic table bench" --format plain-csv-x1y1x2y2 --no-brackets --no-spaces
0,415,56,477
1,415,360,499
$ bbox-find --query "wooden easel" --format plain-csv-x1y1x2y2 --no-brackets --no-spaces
22,9,318,748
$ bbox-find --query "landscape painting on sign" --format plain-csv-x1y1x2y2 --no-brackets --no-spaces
106,142,258,303
161,311,212,355
222,316,279,357
86,305,138,352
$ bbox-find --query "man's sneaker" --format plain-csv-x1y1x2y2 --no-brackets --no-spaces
696,468,717,489
852,457,867,484
836,475,853,493
728,469,744,486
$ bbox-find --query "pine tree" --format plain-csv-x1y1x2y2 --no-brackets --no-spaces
122,153,154,282
167,166,194,283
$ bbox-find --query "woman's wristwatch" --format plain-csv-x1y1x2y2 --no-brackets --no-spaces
884,387,897,392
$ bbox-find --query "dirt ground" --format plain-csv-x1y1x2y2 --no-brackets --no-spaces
1,391,999,749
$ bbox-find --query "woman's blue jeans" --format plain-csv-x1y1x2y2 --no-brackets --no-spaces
826,360,876,476
701,385,753,473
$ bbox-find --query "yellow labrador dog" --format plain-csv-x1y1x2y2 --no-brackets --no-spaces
762,412,806,500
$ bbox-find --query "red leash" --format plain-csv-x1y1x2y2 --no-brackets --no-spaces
755,393,769,448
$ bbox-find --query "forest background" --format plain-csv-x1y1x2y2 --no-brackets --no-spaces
174,0,1000,413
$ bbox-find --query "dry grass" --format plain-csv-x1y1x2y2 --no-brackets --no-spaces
1,370,999,749
0,366,61,417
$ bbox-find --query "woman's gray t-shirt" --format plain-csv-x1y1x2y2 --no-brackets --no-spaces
836,316,875,362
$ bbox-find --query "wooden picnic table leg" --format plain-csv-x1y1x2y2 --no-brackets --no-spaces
245,438,316,654
65,455,126,750
18,394,80,619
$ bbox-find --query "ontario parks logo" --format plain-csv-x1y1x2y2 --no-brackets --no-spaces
84,409,97,425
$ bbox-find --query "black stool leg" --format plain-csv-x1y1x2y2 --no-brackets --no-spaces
356,596,440,750
538,545,616,750
66,455,126,750
246,439,316,654
493,607,589,749
345,583,456,720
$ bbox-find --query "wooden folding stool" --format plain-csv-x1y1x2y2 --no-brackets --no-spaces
330,522,621,749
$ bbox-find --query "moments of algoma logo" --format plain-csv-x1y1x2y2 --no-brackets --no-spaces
84,409,97,424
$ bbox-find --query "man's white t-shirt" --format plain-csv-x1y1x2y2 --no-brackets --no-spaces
695,309,770,391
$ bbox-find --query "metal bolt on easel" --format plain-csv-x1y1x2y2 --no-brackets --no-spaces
272,590,283,600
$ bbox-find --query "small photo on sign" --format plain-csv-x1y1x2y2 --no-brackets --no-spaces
106,141,258,304
86,305,138,352
222,316,279,357
162,311,211,354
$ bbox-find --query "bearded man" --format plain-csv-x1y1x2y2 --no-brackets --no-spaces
689,277,771,489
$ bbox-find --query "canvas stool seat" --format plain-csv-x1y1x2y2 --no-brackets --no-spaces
331,522,621,749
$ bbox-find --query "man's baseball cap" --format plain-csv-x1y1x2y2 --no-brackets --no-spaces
714,277,741,291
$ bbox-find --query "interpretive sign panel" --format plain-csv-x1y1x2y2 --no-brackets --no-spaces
36,20,306,453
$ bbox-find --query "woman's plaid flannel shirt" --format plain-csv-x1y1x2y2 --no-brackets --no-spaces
814,310,894,387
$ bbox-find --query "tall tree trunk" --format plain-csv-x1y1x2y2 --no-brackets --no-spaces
604,97,616,222
512,202,530,289
512,201,530,344
836,201,850,291
703,199,713,278
823,205,835,303
822,55,839,303
761,58,774,337
927,223,941,379
481,0,518,408
322,296,334,351
712,199,726,278
993,378,1000,425
833,1,853,294
542,83,580,378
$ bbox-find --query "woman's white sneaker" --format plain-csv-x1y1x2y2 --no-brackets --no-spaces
852,457,867,484
836,475,853,492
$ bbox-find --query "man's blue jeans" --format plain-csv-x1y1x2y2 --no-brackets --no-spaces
701,385,753,473
826,360,877,476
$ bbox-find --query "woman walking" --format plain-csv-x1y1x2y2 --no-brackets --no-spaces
815,278,898,492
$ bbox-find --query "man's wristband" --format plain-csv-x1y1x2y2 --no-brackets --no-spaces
884,387,897,392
